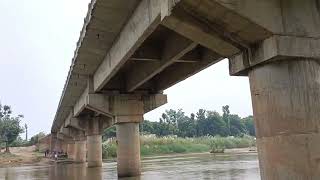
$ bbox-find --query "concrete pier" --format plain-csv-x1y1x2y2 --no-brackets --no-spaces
116,123,141,177
74,140,86,163
87,135,102,167
86,118,103,167
249,59,320,179
67,142,75,160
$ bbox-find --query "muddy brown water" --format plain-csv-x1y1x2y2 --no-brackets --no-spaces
0,152,260,180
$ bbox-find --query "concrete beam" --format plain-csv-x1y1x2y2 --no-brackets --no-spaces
57,133,64,140
155,48,222,91
229,35,320,75
126,33,197,92
211,0,320,38
73,83,111,117
64,112,86,131
142,94,167,113
162,6,240,57
130,44,161,61
93,0,164,91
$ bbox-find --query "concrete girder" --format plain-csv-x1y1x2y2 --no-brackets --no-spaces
154,48,223,91
52,0,141,133
57,132,64,140
64,112,86,131
125,32,197,92
229,35,320,75
93,0,169,91
73,89,111,117
130,41,201,63
73,88,167,122
130,44,161,61
211,0,320,38
162,8,240,57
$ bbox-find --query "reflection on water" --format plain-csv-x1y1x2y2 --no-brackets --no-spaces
0,153,260,180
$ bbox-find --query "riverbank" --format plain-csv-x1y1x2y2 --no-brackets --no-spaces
0,136,256,167
102,135,256,159
0,146,49,168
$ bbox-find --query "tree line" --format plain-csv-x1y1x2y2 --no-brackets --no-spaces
104,105,255,139
0,103,45,153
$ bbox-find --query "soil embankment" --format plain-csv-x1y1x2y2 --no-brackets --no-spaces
0,146,49,167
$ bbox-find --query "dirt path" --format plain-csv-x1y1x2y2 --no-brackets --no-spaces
0,146,50,167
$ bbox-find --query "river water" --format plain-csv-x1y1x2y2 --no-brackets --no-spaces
0,153,260,180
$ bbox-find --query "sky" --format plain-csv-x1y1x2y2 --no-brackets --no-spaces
0,0,252,138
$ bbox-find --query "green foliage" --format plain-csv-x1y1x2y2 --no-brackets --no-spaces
101,105,257,159
242,116,255,136
0,104,24,152
10,136,29,147
103,126,116,139
29,132,46,145
102,140,117,158
136,106,255,138
101,135,255,159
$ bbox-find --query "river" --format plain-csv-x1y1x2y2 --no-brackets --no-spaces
0,152,260,180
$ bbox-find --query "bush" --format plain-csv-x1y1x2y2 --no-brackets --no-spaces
10,137,30,147
101,135,256,159
102,140,117,159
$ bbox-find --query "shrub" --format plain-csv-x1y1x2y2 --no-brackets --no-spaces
102,140,117,159
102,135,256,159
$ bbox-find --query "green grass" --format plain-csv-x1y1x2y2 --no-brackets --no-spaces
102,135,256,159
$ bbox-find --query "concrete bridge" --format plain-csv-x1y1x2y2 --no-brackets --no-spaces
50,0,320,179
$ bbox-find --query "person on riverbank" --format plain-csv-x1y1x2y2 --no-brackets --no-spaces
54,152,58,160
44,149,49,157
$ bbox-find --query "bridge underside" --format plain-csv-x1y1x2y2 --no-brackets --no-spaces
51,0,320,179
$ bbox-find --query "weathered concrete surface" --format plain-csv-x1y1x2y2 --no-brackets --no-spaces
249,59,320,180
116,123,141,177
74,140,86,163
67,142,75,160
37,134,51,152
49,0,320,178
86,118,103,167
87,135,102,167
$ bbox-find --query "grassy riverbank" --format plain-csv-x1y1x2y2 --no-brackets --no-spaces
102,135,256,159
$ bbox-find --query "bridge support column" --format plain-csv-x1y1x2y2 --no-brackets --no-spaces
248,59,320,179
86,118,103,168
116,122,141,177
111,94,166,177
55,133,64,152
73,131,86,163
50,133,57,153
74,139,86,163
67,141,75,160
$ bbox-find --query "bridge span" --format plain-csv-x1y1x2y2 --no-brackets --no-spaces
50,0,320,179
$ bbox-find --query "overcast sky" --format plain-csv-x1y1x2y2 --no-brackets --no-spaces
0,0,252,137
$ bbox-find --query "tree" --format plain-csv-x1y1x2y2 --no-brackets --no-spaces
242,116,255,136
206,111,228,136
29,132,46,145
222,105,230,135
229,114,246,136
0,104,24,152
196,109,206,136
25,123,28,141
103,126,116,139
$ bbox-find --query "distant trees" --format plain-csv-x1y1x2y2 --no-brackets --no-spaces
103,105,256,139
139,106,255,138
0,104,24,152
29,132,46,145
